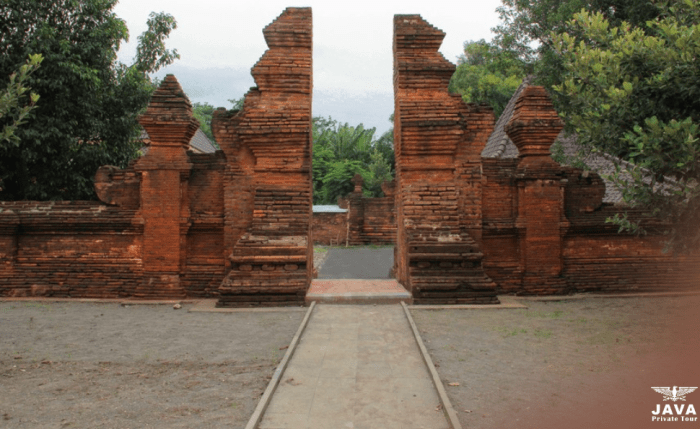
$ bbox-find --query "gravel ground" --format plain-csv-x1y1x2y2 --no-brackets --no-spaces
0,302,305,428
411,295,700,429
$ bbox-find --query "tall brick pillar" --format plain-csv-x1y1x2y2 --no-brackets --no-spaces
346,174,365,245
506,86,570,294
393,15,498,304
213,8,313,307
134,75,198,298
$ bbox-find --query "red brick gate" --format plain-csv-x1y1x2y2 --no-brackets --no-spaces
1,8,698,304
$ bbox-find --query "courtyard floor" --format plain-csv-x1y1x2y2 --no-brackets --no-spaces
0,301,305,428
1,246,698,428
411,294,700,429
2,294,697,428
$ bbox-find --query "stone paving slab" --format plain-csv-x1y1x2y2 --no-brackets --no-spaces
306,279,412,304
258,304,450,429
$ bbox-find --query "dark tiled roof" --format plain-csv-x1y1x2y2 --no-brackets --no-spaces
554,134,625,203
189,128,217,154
555,134,677,204
481,75,533,159
482,76,632,203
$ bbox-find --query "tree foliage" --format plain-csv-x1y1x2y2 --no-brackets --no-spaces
312,116,394,205
552,1,700,251
0,54,42,147
0,0,178,200
192,102,216,142
492,0,660,109
191,98,247,149
448,39,527,118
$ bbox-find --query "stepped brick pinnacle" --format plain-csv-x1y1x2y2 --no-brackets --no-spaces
505,86,564,160
139,75,199,149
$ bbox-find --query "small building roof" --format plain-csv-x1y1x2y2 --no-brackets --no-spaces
313,205,348,213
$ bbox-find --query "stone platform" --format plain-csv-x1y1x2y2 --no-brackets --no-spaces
306,279,412,305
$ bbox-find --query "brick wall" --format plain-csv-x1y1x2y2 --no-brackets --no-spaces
1,9,697,303
562,208,700,294
311,212,347,245
0,202,143,298
479,86,700,295
335,177,397,246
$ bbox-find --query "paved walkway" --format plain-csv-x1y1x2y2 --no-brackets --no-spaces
317,246,394,279
258,304,450,429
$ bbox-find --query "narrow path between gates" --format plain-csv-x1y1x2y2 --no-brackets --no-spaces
255,304,452,429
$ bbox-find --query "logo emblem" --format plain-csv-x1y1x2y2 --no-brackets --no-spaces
652,386,698,402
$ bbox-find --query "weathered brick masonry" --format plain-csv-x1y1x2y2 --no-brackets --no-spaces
338,176,397,246
212,7,313,306
311,211,347,246
1,9,697,302
392,15,699,300
0,75,226,299
393,15,499,304
480,86,700,295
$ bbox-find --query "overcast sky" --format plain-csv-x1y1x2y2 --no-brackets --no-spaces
114,0,504,135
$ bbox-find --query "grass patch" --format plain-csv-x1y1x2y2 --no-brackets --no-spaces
534,328,553,339
495,326,528,337
525,310,564,319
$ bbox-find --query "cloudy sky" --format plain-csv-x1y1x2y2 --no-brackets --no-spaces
114,0,504,135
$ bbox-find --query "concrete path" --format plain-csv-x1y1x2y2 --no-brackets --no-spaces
258,304,450,429
317,246,394,279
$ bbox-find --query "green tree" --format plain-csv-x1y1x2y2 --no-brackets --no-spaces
192,102,216,142
0,54,42,146
228,96,245,110
0,1,178,200
374,114,395,174
312,116,395,204
448,39,527,118
552,2,700,251
491,0,660,110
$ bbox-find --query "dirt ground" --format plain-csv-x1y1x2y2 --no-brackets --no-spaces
0,301,305,428
412,295,700,429
312,246,330,272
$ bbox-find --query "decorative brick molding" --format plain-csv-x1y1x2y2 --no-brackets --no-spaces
132,75,199,298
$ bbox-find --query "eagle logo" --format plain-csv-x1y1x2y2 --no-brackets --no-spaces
651,386,698,402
